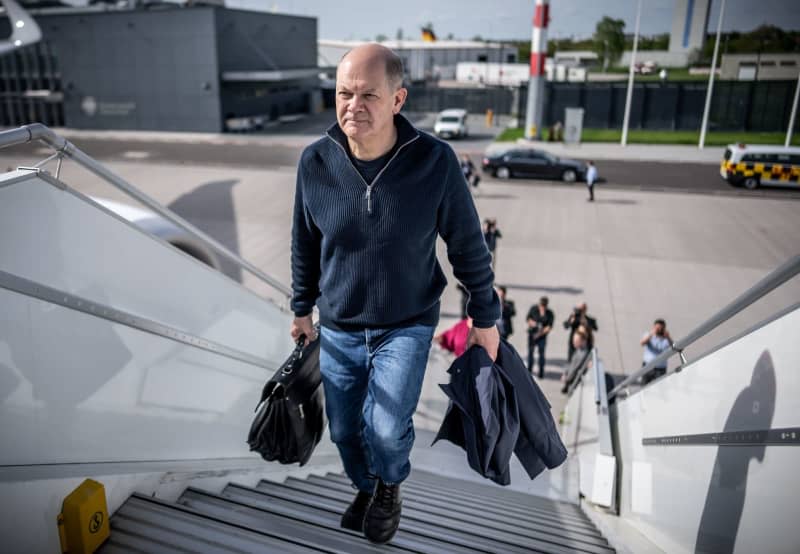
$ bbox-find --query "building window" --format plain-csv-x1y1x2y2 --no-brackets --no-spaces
506,53,515,63
478,54,487,62
760,61,776,67
780,60,797,67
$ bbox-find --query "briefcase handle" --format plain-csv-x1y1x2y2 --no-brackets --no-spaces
282,326,318,375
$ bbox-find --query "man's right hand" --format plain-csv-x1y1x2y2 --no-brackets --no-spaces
290,315,317,346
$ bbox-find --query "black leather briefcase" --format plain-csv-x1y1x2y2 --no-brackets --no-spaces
247,331,324,466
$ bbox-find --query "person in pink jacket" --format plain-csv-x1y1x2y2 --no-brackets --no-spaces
435,318,473,357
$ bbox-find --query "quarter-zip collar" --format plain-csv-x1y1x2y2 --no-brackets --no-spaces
326,113,420,216
326,113,420,154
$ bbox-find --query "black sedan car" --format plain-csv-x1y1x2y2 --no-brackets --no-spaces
482,149,585,182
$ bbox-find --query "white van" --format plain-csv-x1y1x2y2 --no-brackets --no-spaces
434,109,469,139
721,143,800,189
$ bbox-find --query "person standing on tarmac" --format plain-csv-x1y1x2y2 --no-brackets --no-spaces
586,160,598,202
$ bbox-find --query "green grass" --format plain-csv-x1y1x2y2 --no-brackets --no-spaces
495,127,800,147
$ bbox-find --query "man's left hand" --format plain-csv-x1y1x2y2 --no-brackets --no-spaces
467,325,500,361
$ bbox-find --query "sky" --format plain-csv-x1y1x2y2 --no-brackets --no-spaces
226,0,800,41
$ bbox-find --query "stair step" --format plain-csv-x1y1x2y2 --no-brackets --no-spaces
225,483,484,554
102,464,615,553
99,494,319,553
253,480,529,554
315,472,596,530
178,487,401,553
280,476,611,554
307,477,606,544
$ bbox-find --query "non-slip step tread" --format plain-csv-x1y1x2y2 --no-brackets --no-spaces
311,473,596,530
323,471,588,521
256,479,609,554
411,468,584,512
178,487,409,554
102,494,322,554
290,475,609,552
106,465,614,554
249,481,534,554
221,484,488,554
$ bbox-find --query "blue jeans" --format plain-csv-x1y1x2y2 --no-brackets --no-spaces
319,324,435,492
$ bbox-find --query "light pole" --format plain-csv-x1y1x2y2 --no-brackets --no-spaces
786,71,800,147
621,0,642,147
699,0,726,149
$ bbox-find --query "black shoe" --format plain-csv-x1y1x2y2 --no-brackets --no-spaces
364,480,402,544
340,490,373,532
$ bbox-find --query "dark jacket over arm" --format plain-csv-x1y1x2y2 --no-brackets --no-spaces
434,341,567,485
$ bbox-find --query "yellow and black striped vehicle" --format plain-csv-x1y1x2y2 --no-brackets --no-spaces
720,144,800,190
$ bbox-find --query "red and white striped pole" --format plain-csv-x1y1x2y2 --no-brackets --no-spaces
524,0,549,140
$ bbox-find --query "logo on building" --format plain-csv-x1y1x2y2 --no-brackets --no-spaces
81,96,97,117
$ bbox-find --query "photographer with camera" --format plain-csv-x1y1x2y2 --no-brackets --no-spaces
563,302,598,362
640,319,672,385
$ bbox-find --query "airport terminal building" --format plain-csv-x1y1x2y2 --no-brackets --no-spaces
0,3,319,132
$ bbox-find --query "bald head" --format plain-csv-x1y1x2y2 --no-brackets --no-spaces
340,43,404,90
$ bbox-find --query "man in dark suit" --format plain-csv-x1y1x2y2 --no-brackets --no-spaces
527,296,554,379
496,285,516,340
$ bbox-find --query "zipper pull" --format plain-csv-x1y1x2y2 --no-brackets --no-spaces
365,185,373,215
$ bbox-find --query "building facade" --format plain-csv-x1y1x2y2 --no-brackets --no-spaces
0,5,318,132
319,39,516,84
669,0,711,58
720,53,800,81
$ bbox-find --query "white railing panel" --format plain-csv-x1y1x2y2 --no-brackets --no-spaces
0,171,291,362
0,170,294,465
0,287,276,464
615,307,800,553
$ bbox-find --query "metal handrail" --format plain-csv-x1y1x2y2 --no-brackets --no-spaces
608,254,800,399
0,123,293,303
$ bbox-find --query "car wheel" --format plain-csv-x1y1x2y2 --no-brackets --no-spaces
562,169,577,182
496,166,511,179
743,176,759,190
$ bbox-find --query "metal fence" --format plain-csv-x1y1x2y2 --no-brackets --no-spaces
403,85,516,116
519,79,799,132
396,80,799,134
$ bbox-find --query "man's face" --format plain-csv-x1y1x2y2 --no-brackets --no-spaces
336,57,405,145
654,323,665,335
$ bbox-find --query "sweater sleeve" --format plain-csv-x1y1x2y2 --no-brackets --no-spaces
290,157,322,317
437,147,500,328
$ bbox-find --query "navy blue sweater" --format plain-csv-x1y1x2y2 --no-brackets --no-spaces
291,114,500,330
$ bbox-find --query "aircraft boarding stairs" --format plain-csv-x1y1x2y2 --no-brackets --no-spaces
1,125,798,553
102,470,612,554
